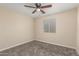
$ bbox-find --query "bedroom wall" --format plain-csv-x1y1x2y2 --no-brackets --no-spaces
35,8,77,49
77,7,79,54
0,7,34,51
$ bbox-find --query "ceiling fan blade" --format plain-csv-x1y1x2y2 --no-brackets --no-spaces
32,9,37,14
24,5,35,8
41,5,52,8
40,10,45,14
35,3,39,8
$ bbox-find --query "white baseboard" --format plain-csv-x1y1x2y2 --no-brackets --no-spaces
0,39,34,52
0,39,76,52
36,39,76,49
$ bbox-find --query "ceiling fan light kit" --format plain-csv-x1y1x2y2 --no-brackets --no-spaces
37,8,40,11
24,3,52,14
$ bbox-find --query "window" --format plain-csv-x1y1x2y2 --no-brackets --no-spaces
43,19,56,33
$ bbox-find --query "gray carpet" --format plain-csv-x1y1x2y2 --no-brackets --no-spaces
0,40,78,56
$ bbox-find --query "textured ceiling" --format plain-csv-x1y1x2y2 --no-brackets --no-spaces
0,3,79,18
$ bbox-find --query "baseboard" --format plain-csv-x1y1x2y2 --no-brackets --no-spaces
0,39,34,52
36,39,76,49
0,39,76,52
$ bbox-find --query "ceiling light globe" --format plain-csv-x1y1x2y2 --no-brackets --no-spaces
37,8,40,11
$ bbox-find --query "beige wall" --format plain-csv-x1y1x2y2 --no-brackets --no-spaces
35,9,77,49
77,7,79,54
0,7,34,51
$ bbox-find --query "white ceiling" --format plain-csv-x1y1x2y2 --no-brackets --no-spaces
0,3,79,18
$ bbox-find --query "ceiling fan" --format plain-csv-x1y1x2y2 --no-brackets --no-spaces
24,3,52,14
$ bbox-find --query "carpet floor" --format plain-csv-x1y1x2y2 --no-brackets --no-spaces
0,40,78,56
